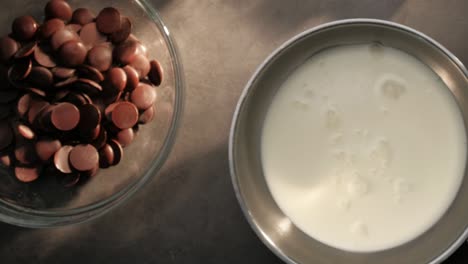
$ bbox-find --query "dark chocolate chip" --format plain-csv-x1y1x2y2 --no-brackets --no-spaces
106,67,127,92
28,66,54,89
51,102,80,131
72,8,95,25
38,18,65,39
34,46,57,68
139,105,155,124
54,145,73,173
17,123,35,140
99,143,113,168
35,139,61,161
77,65,104,83
111,102,138,129
148,59,163,86
116,128,134,147
110,16,132,44
96,7,121,34
8,58,32,81
77,103,101,135
69,144,98,171
27,88,47,98
74,78,102,94
129,54,150,77
51,29,78,50
130,83,156,110
27,99,49,124
87,44,112,72
15,167,39,182
14,42,37,59
113,40,138,65
12,16,38,41
108,139,123,165
59,40,87,67
17,94,32,118
54,76,78,89
92,126,107,149
45,0,73,21
80,22,107,49
65,24,82,33
52,67,75,79
15,143,37,165
123,65,139,91
0,36,19,63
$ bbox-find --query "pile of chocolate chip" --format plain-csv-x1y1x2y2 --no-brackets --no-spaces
0,0,163,186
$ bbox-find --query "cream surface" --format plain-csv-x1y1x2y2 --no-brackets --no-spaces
261,44,467,252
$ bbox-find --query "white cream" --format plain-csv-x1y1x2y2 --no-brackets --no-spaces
261,44,467,252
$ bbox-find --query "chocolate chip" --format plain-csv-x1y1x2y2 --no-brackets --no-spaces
87,44,112,72
129,54,150,77
110,17,132,44
148,59,163,86
130,83,156,110
92,127,107,149
54,75,78,89
28,66,53,89
15,143,37,165
74,78,102,94
77,104,101,135
8,58,32,81
123,65,139,91
27,99,49,124
38,18,65,39
72,8,95,25
111,102,138,129
98,143,113,168
34,46,57,68
17,94,32,118
69,144,98,171
61,92,87,106
14,42,37,59
45,0,73,21
0,36,19,63
65,24,82,33
80,22,107,49
106,67,127,92
54,145,73,173
77,64,104,83
51,29,78,50
17,123,35,140
1,154,12,167
35,139,61,161
27,88,47,98
52,67,75,79
96,7,121,34
59,40,87,67
12,16,38,41
116,128,134,147
108,139,123,165
61,173,80,187
113,40,138,65
139,105,155,124
15,167,39,182
51,102,79,131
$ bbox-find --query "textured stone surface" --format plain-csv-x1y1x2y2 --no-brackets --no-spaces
0,0,467,263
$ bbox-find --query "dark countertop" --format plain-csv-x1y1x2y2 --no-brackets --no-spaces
1,0,467,263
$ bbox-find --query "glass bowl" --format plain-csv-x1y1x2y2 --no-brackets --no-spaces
0,0,183,227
